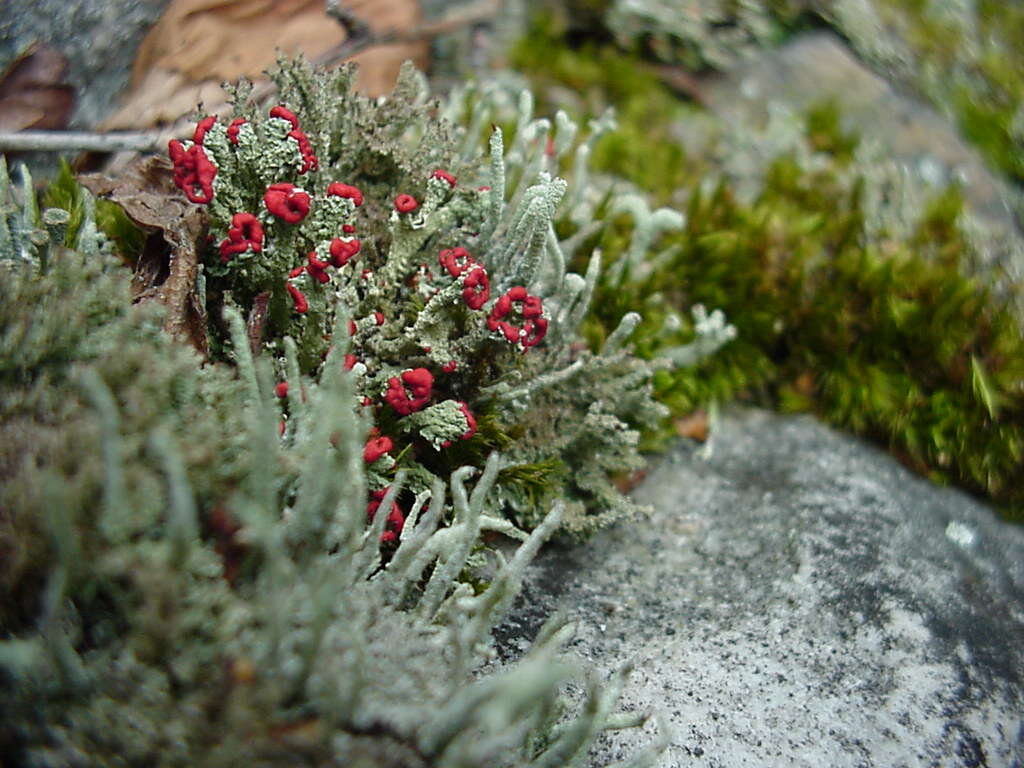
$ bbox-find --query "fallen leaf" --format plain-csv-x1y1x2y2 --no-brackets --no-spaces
793,372,816,396
613,469,648,494
80,157,209,355
0,44,74,132
103,0,426,131
675,410,710,442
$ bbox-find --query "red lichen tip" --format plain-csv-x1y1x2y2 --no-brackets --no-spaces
269,105,300,129
288,129,318,174
394,194,418,213
431,169,457,186
327,182,364,207
329,237,360,268
442,360,457,373
462,266,490,310
344,354,358,371
438,246,476,278
275,382,289,398
168,139,217,204
264,182,310,224
456,401,477,440
286,283,308,314
306,251,331,284
227,117,247,145
367,489,405,544
487,287,548,348
384,368,433,416
193,115,217,145
343,224,356,234
219,212,264,263
363,435,394,464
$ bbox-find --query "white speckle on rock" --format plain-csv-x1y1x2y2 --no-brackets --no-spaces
945,520,976,548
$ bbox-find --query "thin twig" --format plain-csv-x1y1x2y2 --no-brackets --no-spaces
0,131,162,153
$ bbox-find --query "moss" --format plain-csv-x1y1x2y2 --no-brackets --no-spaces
513,16,1024,520
41,159,145,262
509,10,707,205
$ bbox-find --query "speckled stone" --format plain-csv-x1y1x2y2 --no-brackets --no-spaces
497,408,1024,767
0,0,169,128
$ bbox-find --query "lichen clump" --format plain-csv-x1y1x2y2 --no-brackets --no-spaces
1,58,721,765
163,58,727,534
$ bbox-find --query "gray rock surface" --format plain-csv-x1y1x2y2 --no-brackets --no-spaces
706,32,1020,230
497,408,1024,767
702,31,1024,305
1,0,168,128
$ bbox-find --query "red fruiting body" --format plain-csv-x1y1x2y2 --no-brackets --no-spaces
286,283,308,313
269,105,300,129
478,186,491,192
227,118,246,145
545,136,555,157
327,183,364,207
442,361,457,373
431,169,456,186
343,224,356,234
363,435,394,463
487,286,548,348
442,402,478,448
264,183,310,223
456,401,477,439
362,396,373,406
462,266,490,310
384,368,433,416
374,311,384,326
394,194,418,213
438,246,476,277
348,320,357,336
193,115,217,145
168,140,217,204
306,252,331,284
279,420,286,437
344,354,358,371
219,212,264,263
288,129,318,173
275,382,289,398
288,265,306,278
329,237,360,267
367,489,405,544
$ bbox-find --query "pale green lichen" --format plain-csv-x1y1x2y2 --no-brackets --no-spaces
0,139,667,763
0,54,718,764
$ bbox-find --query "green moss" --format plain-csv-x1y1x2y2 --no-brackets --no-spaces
41,160,145,261
513,18,1024,519
628,157,1024,518
510,10,707,205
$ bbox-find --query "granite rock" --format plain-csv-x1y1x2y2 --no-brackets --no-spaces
1,0,169,128
703,31,1024,298
497,408,1024,767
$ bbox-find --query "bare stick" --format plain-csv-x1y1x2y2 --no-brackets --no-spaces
0,131,162,154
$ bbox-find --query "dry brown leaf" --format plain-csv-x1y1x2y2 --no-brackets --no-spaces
0,44,74,132
104,0,426,131
80,157,209,355
793,371,816,396
674,410,710,442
